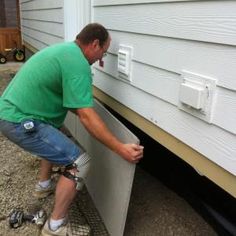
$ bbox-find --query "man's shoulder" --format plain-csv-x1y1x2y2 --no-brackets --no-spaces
44,42,70,51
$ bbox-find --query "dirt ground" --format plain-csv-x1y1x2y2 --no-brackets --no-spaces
0,63,217,236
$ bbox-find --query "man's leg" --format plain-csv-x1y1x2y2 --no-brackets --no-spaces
0,120,89,234
51,172,77,220
39,159,53,182
50,156,91,220
42,172,91,236
34,160,55,199
43,158,90,233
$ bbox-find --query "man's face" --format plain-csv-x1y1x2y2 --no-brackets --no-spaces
89,37,111,65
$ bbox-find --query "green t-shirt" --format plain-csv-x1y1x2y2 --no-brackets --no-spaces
0,42,93,128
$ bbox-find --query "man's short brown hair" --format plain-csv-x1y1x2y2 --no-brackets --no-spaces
76,23,109,47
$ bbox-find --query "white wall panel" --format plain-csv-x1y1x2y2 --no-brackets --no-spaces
212,88,236,135
95,57,236,135
20,0,63,10
93,1,236,46
21,9,63,23
65,101,139,236
22,34,48,50
20,0,64,50
95,54,180,106
21,19,64,37
93,70,236,176
22,27,63,45
107,31,236,91
20,0,32,3
93,0,195,5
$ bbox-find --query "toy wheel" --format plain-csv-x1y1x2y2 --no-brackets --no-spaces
0,55,7,64
14,50,25,62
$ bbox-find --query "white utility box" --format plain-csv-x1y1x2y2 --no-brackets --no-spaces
179,82,206,110
178,70,217,123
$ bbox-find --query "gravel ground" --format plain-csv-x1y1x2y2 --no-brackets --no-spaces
0,63,217,236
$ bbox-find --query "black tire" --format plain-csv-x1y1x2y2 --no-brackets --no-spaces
14,50,25,62
0,55,7,64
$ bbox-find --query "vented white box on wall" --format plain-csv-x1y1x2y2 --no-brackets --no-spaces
117,44,133,82
179,70,217,123
179,83,205,110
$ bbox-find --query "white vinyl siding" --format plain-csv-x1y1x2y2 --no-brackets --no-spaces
19,0,64,50
92,0,236,175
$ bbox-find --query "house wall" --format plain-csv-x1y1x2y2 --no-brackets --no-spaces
19,0,64,50
19,0,90,50
91,0,236,177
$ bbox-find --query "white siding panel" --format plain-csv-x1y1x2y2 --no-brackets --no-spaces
22,27,63,46
93,1,236,46
20,0,32,3
21,9,63,23
95,56,236,135
20,0,63,10
65,101,138,236
20,0,64,50
22,34,48,50
95,54,180,106
213,88,236,135
108,31,236,91
21,19,64,37
93,70,236,175
93,0,195,6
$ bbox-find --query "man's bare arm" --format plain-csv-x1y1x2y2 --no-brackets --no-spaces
75,107,143,163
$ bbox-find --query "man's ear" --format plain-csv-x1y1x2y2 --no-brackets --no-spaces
92,39,100,51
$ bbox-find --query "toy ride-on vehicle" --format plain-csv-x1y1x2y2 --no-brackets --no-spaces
0,45,25,64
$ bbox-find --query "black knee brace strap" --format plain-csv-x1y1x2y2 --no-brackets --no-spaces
62,164,84,184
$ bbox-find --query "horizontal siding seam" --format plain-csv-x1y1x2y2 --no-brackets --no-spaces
106,28,236,48
93,0,194,7
20,0,33,4
94,67,179,107
108,28,236,48
21,18,63,24
21,25,63,38
22,32,49,47
21,18,62,24
21,8,63,12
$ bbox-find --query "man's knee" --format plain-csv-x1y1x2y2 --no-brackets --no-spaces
62,152,91,190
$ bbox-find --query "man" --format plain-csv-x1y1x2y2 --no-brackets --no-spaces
0,23,143,236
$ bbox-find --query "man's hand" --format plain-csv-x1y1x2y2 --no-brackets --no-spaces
118,143,144,164
76,107,144,164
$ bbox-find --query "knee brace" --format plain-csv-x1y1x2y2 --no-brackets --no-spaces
62,152,91,190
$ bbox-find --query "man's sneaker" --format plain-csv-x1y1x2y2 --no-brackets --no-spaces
41,219,91,236
33,180,56,199
41,220,68,236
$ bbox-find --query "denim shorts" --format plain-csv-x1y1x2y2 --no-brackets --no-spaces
0,119,81,166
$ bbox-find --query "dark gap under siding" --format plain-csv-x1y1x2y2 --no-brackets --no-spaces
106,105,236,236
